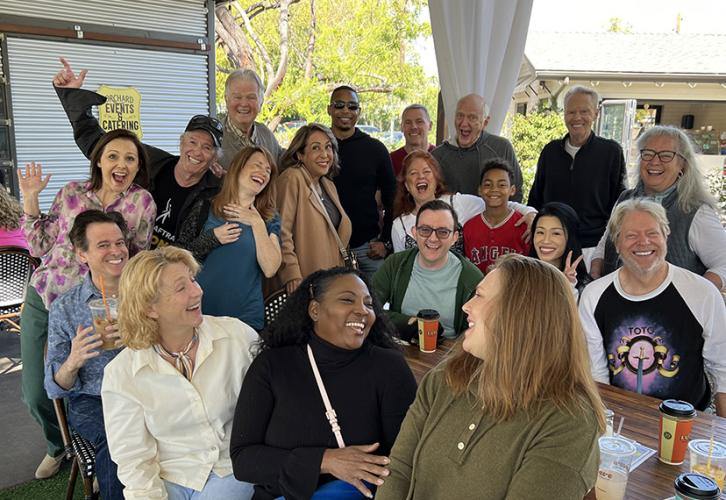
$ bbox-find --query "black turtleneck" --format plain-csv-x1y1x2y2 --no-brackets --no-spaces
230,333,417,500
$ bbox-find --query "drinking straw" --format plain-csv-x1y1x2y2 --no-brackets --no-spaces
616,416,625,437
707,420,716,471
99,275,112,321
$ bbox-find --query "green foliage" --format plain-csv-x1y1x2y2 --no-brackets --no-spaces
216,0,438,144
504,111,567,201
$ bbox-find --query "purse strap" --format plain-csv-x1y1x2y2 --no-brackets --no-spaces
307,344,346,448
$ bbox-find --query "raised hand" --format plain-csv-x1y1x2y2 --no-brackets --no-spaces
52,57,88,88
18,161,52,198
213,222,242,244
67,325,102,371
320,443,390,499
563,250,584,285
516,211,536,245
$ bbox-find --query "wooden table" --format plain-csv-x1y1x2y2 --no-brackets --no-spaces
402,341,726,500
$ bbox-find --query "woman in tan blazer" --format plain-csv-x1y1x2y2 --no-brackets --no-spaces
276,124,352,293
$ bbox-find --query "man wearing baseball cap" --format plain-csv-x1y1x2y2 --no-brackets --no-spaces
53,57,223,248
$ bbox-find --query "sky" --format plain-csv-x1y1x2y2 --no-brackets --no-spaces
417,0,726,77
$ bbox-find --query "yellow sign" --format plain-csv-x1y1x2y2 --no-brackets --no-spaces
97,85,143,139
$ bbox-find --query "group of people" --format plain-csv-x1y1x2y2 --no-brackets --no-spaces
1,53,724,499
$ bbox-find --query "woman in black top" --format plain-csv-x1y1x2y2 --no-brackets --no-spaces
230,267,417,500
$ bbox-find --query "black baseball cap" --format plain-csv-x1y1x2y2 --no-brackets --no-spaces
185,115,224,148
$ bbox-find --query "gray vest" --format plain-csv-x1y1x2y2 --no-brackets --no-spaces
603,187,707,276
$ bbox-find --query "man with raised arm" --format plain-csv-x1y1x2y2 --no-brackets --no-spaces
52,57,223,248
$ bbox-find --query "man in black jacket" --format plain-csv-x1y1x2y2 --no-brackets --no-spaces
52,57,223,249
327,85,396,278
528,85,626,268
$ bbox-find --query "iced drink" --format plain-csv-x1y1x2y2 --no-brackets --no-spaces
416,309,439,353
88,298,119,351
689,439,726,490
659,399,696,465
595,436,636,500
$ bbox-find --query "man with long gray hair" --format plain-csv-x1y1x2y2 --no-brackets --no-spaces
580,198,726,415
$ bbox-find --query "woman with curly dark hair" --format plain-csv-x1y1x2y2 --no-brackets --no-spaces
230,267,417,500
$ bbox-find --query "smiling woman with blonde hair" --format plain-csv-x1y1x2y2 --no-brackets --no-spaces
101,246,258,499
377,254,605,500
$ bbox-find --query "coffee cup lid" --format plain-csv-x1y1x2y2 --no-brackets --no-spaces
689,439,726,459
598,436,637,456
674,473,721,499
660,399,696,417
417,309,440,320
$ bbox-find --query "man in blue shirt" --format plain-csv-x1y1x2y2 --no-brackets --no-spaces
44,210,129,499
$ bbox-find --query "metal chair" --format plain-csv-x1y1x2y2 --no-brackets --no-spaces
0,246,39,333
263,289,288,326
52,399,99,500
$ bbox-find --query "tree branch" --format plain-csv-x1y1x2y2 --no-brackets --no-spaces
264,0,292,99
233,1,274,84
246,0,301,20
303,0,316,81
214,6,255,70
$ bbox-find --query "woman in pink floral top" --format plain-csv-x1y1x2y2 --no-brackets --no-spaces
18,128,155,479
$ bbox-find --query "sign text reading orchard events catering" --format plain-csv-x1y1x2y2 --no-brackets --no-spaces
97,85,143,139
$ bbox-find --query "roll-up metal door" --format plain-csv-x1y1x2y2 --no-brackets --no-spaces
1,0,207,37
7,37,209,210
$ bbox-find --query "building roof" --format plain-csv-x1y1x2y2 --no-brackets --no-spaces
524,32,726,80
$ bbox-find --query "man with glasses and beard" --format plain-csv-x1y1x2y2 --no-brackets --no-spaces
327,86,396,278
372,199,482,341
580,199,726,415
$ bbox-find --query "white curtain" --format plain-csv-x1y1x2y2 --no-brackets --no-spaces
429,0,533,138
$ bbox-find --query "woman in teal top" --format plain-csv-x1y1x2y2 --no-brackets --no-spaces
377,254,606,500
178,146,281,330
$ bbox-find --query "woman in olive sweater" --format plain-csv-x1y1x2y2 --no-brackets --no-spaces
377,254,605,500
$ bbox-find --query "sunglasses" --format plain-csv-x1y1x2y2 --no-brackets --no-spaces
416,225,454,239
331,100,360,111
188,115,224,134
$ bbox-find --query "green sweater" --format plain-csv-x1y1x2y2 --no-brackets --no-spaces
377,369,601,500
371,249,483,336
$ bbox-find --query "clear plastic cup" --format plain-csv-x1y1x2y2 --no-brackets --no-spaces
688,439,726,491
88,298,119,351
595,436,637,500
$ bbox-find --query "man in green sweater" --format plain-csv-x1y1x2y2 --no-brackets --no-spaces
372,199,483,340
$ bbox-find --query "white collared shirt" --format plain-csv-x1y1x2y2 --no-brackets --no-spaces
101,316,258,498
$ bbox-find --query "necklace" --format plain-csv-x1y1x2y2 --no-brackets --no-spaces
153,330,198,381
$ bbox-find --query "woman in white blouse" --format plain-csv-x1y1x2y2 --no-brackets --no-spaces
391,151,535,253
101,246,258,499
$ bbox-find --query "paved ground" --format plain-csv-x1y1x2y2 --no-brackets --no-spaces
0,329,47,489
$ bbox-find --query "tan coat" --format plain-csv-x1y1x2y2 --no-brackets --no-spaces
275,167,352,286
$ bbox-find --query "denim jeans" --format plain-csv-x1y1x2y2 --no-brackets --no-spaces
67,394,124,500
164,472,254,500
351,242,384,280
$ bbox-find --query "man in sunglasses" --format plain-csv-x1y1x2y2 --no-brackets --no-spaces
528,86,626,269
327,85,397,278
218,69,283,169
52,57,223,248
372,199,483,341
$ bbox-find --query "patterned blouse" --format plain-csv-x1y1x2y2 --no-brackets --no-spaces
22,181,156,308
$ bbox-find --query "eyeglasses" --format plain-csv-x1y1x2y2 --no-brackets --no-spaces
416,225,453,239
640,149,683,163
331,100,360,111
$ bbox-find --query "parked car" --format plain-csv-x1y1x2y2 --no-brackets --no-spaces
358,124,380,135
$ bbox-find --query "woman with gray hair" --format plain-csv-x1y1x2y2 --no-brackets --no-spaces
591,125,726,289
